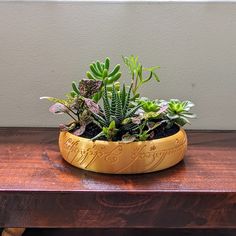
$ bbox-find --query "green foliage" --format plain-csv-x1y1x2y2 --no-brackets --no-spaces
166,99,196,127
91,84,142,140
92,120,118,141
123,55,160,97
92,84,141,127
86,58,122,102
40,79,101,135
122,120,162,143
41,55,196,141
86,57,121,85
137,97,160,112
141,101,159,112
131,97,168,121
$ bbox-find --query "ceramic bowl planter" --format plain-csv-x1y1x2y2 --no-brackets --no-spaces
59,128,187,174
41,55,195,175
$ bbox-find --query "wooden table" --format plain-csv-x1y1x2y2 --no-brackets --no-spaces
0,128,236,235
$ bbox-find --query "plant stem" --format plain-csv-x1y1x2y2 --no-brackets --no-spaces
58,101,77,116
91,131,104,141
134,80,144,95
66,112,78,122
134,74,138,95
66,106,77,116
131,73,135,94
143,71,153,83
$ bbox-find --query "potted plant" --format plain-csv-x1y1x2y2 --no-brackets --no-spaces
41,55,196,174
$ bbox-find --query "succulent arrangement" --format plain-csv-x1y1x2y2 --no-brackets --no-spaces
41,55,196,142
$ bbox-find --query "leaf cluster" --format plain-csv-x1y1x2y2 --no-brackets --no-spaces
91,84,141,141
40,79,101,135
87,58,121,84
41,55,196,142
166,99,196,127
122,55,160,98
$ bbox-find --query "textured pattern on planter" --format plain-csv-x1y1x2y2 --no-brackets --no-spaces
59,129,187,174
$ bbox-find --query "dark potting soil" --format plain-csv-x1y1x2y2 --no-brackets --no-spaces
78,122,180,141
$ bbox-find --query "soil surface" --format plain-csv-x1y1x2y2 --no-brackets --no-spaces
78,122,180,141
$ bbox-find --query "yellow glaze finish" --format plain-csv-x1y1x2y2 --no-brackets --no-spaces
59,128,187,174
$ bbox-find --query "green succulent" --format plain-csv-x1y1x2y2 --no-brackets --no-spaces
86,57,121,84
91,84,142,140
122,120,162,142
129,97,168,121
86,58,122,102
123,55,160,98
92,120,118,141
136,97,160,112
41,55,196,142
166,99,196,126
137,121,160,141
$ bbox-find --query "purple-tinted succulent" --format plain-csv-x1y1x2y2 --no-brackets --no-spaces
73,124,86,136
79,79,102,98
84,98,100,114
131,116,142,125
49,103,69,114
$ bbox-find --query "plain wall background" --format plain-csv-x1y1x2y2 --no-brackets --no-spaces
0,2,236,129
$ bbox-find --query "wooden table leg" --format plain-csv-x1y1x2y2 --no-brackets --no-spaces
2,228,25,236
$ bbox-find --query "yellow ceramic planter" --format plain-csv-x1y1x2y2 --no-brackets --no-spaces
59,128,187,174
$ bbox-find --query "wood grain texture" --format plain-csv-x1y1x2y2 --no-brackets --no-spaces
0,128,236,228
17,228,236,236
1,228,236,236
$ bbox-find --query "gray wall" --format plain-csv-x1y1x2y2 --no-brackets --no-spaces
0,2,236,129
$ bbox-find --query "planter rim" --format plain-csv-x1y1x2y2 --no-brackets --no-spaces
62,126,182,144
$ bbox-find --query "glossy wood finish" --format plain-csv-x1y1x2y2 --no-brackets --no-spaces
0,128,236,229
13,228,236,236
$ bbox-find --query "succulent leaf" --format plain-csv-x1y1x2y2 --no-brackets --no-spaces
90,64,102,77
121,133,136,143
105,57,110,70
86,71,97,80
110,85,117,116
72,81,80,95
79,79,102,98
108,64,120,77
84,98,100,114
102,85,111,121
115,92,123,123
49,103,69,114
96,61,103,73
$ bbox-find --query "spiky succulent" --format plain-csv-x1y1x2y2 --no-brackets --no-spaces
91,84,142,140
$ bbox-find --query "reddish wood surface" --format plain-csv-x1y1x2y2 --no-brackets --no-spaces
13,228,236,236
0,128,236,228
